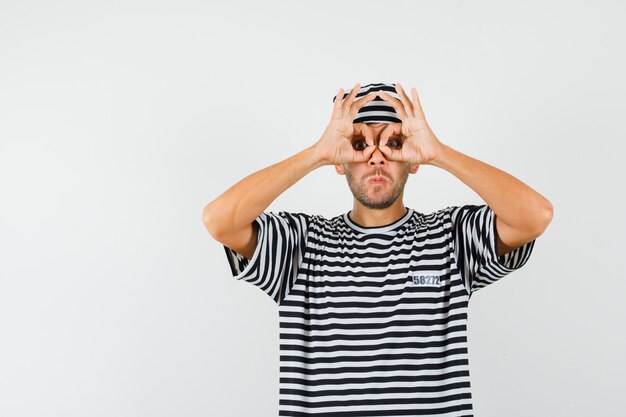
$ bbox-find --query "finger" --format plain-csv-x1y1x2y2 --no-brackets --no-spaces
379,144,401,161
411,87,426,119
342,83,362,114
351,123,376,161
361,143,376,161
353,90,378,107
351,123,362,143
382,123,403,137
349,91,378,119
379,123,402,148
378,144,393,159
353,123,369,137
353,123,375,148
332,88,344,111
395,82,416,117
378,89,409,120
380,126,389,148
362,123,375,148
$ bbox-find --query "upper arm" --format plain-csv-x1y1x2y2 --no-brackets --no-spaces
219,211,312,305
450,204,537,295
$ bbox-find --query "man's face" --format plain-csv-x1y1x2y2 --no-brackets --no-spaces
335,123,420,209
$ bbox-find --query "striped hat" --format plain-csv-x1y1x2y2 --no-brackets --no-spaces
332,82,402,124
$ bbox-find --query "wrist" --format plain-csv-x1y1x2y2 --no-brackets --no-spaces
430,143,450,168
308,145,329,168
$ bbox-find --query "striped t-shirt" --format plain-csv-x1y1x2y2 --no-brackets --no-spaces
223,204,536,416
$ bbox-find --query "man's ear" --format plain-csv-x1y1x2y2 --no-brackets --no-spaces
409,162,420,174
334,164,346,175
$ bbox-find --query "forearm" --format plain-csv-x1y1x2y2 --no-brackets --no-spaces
203,145,324,235
431,144,553,233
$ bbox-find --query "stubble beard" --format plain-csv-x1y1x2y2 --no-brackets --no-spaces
345,164,410,209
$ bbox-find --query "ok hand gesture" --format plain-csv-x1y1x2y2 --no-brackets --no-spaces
377,83,444,165
313,83,379,166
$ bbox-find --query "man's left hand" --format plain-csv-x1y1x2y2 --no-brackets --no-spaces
377,83,444,165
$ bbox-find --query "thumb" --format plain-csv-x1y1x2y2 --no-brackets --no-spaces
362,144,376,161
355,144,375,162
379,145,401,161
378,144,392,158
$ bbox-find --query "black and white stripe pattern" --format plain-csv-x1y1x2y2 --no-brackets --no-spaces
332,82,403,124
450,204,535,295
223,211,311,305
223,204,536,416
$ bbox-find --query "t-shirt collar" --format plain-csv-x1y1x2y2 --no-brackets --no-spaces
344,207,413,234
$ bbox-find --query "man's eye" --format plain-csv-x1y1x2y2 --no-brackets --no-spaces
387,139,401,148
354,140,367,150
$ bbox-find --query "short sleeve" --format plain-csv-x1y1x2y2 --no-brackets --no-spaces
222,211,311,305
449,204,536,295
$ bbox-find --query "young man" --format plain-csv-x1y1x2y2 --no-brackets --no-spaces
203,82,553,416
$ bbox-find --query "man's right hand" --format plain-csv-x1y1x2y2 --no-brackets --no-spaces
313,83,379,166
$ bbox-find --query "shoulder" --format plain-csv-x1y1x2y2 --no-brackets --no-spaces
415,206,454,227
408,205,488,234
260,211,332,235
444,204,491,224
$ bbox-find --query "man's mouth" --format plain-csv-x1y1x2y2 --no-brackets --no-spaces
368,176,387,184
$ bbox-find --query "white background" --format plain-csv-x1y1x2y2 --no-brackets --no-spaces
1,1,624,416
